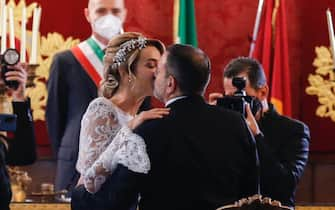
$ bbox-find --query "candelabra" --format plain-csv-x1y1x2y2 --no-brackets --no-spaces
26,63,38,87
8,166,32,202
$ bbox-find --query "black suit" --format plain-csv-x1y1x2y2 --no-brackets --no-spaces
0,100,36,210
46,50,98,192
71,95,259,210
256,104,310,207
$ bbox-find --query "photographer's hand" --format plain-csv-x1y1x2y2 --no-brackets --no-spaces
208,92,223,105
6,63,27,102
245,103,261,136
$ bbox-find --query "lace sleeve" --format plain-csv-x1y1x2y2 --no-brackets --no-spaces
76,97,121,174
83,125,150,193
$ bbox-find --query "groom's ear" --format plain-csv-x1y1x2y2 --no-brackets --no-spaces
166,75,177,95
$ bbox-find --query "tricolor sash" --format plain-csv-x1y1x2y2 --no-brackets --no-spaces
71,38,104,87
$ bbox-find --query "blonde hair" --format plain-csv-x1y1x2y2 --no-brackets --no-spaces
101,32,165,98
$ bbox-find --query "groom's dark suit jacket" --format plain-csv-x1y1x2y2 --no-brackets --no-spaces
71,95,259,210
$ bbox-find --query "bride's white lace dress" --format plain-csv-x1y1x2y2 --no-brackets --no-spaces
76,97,150,193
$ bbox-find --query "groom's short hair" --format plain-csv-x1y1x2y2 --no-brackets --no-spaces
166,44,211,95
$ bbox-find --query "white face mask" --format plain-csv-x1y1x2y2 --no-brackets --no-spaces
93,14,123,40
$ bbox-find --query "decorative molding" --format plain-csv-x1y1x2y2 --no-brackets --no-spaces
306,46,335,122
296,207,335,210
9,204,335,210
10,203,70,210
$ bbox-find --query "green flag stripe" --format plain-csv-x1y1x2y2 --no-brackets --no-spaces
178,0,198,47
87,38,105,62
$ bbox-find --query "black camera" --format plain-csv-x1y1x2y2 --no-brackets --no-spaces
217,77,262,117
0,48,20,89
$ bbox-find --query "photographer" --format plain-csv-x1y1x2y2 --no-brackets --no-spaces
0,63,37,210
209,57,310,208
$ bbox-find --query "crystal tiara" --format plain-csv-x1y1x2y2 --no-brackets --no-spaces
111,36,147,69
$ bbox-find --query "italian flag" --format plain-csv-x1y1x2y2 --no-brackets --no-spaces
252,0,292,116
173,0,198,47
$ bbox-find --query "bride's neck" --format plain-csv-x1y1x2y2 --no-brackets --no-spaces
111,88,145,116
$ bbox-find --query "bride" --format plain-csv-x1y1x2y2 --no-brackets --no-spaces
75,32,168,195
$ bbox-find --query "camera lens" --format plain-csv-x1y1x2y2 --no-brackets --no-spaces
3,49,19,66
232,77,246,90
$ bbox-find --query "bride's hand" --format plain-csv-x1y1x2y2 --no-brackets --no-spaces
128,108,170,130
76,176,84,187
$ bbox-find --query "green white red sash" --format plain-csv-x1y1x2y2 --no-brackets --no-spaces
71,38,104,87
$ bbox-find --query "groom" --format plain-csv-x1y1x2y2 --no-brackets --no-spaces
71,44,259,210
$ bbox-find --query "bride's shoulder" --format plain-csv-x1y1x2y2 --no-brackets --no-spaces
86,97,117,113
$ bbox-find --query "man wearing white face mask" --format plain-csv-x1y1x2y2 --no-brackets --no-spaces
46,0,127,196
86,0,127,45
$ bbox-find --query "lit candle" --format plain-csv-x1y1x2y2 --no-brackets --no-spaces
37,7,41,30
20,5,26,62
8,7,14,49
30,7,39,64
326,9,335,68
1,5,7,54
0,0,5,36
249,0,264,57
31,7,41,64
